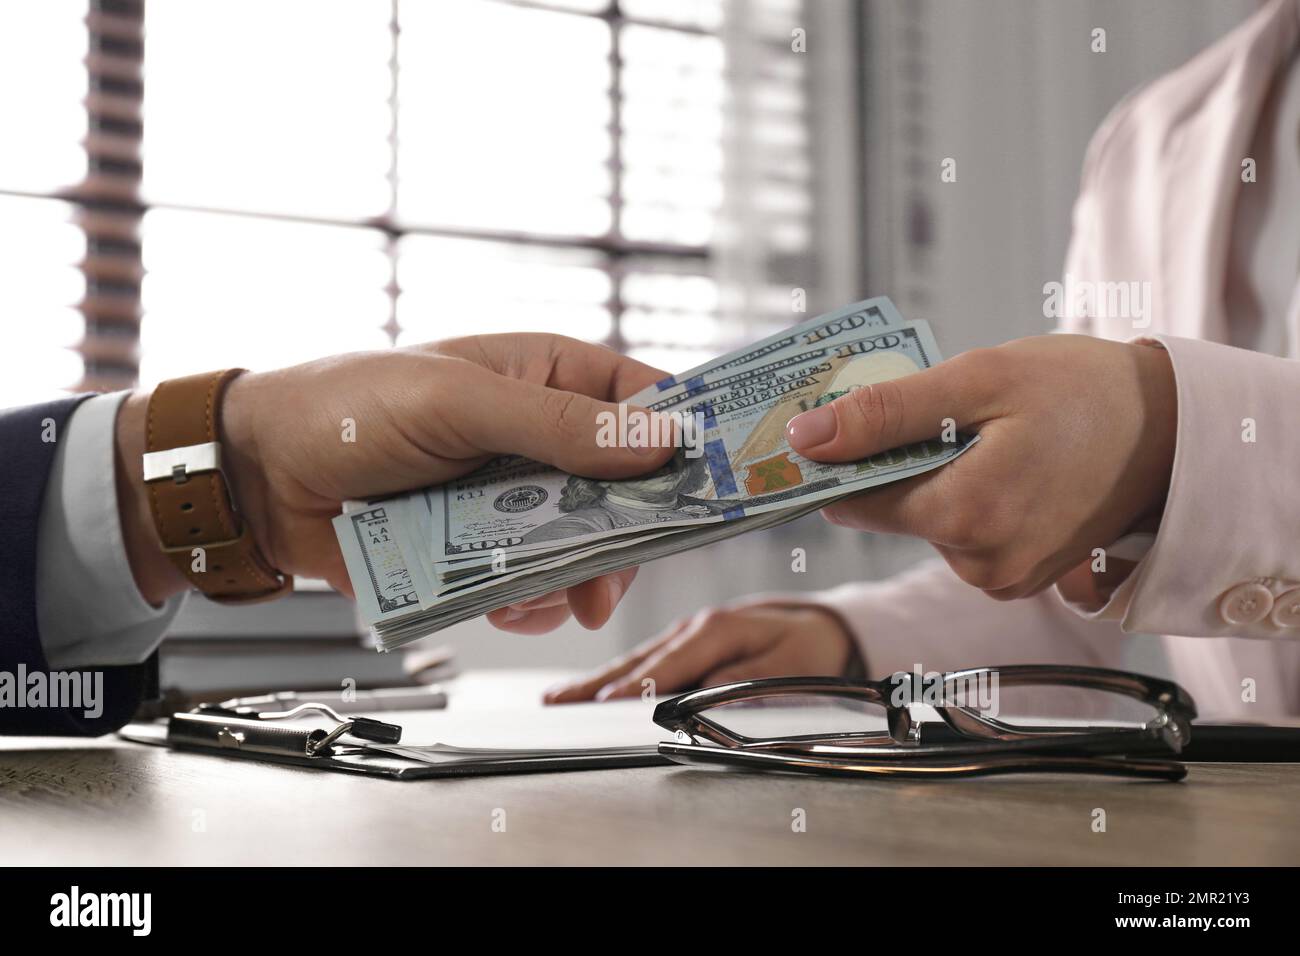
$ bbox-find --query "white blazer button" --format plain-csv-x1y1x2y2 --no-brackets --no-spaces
1218,582,1274,625
1270,588,1300,629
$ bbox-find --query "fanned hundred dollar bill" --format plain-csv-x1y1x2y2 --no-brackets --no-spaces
332,297,978,648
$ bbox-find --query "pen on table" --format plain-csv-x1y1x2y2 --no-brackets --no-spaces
217,685,449,715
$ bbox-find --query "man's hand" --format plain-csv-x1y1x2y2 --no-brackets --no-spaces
114,334,676,631
543,601,857,703
785,334,1178,600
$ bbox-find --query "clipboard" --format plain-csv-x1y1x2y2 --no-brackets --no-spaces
120,702,670,779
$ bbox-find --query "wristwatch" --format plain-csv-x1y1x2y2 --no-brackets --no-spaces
140,368,293,604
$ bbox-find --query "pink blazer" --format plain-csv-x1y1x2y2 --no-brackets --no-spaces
781,0,1300,718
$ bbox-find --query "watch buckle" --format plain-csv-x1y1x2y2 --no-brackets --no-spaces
143,441,223,484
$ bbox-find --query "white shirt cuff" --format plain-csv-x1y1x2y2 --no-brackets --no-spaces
36,391,185,669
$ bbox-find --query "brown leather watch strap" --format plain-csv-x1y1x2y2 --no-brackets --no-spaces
144,368,292,604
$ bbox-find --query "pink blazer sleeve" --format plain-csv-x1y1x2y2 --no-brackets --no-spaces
782,559,1128,676
1044,76,1300,641
1072,335,1300,639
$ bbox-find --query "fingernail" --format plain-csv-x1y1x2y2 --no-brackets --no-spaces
604,576,624,614
786,405,837,450
501,607,528,624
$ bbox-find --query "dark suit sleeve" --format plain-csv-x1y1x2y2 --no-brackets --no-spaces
0,396,157,735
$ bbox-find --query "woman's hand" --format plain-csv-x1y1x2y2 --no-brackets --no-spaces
543,601,858,703
785,334,1178,600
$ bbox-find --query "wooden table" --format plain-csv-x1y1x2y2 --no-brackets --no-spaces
1,672,1297,866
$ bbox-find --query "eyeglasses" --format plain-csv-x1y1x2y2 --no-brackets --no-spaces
652,665,1197,780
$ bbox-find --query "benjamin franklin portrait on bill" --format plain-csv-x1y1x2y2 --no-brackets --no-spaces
520,450,728,544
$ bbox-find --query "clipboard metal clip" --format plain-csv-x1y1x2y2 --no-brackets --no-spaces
169,702,403,759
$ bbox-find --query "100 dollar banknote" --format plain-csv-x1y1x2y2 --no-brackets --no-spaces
332,297,978,642
430,319,959,565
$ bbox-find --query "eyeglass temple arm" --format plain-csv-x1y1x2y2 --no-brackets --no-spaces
660,741,1189,782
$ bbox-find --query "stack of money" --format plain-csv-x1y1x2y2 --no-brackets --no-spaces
334,297,976,649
